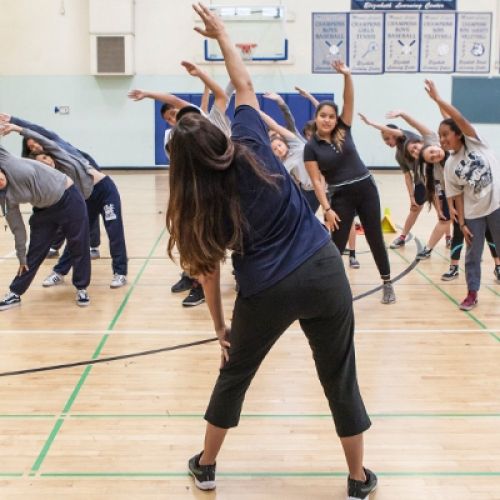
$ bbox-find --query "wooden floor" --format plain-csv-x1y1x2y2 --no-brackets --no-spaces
0,171,498,499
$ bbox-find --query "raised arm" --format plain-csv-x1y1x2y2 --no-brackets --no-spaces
333,61,353,126
0,113,61,142
5,204,28,267
200,85,210,114
193,3,259,110
181,61,228,114
386,110,433,137
294,86,319,108
259,111,296,142
263,92,299,135
358,113,404,138
127,89,191,109
424,79,477,139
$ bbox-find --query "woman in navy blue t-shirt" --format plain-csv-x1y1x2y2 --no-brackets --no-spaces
165,5,377,500
304,62,395,305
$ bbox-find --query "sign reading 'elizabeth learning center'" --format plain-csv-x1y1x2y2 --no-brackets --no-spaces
351,1,456,10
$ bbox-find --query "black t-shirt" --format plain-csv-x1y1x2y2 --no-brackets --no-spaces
230,105,329,298
303,119,369,186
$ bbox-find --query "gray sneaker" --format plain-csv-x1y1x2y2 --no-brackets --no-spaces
381,283,396,304
389,236,406,249
110,274,127,289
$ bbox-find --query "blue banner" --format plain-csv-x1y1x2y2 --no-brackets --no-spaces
351,1,456,11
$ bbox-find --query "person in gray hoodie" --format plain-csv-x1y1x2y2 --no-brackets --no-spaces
2,123,128,289
0,143,91,310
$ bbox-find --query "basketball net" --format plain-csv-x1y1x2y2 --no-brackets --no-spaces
236,43,258,61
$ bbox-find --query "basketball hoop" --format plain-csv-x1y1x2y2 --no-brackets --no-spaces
236,43,258,61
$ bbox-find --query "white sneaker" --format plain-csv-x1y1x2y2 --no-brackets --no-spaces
110,274,127,289
76,289,90,307
42,272,64,288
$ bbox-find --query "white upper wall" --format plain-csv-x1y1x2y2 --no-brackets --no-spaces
0,0,498,166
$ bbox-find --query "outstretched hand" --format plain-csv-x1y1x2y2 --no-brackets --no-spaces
0,123,21,136
386,109,404,119
193,3,225,39
358,113,372,125
128,89,147,101
424,79,440,102
181,60,201,77
0,113,11,123
294,86,310,97
332,60,350,75
263,92,284,104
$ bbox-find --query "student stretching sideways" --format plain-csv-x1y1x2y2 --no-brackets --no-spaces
0,142,90,310
423,80,500,309
0,113,102,260
128,63,233,306
2,124,128,289
419,130,499,282
304,62,395,304
358,114,428,249
385,110,452,260
168,4,377,499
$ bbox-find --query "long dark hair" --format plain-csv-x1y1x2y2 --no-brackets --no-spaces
439,118,465,149
419,145,449,207
166,113,278,276
313,101,346,151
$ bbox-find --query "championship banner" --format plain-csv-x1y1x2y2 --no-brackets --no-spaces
351,1,456,11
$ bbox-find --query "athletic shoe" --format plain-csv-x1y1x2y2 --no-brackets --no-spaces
445,236,452,249
42,272,64,287
381,282,396,304
182,284,205,307
188,452,216,491
110,274,127,289
76,289,90,307
46,248,60,259
90,247,100,260
494,266,500,284
416,247,432,260
389,236,405,249
459,291,478,311
171,273,194,293
349,256,360,269
0,291,21,311
441,266,459,281
347,467,378,499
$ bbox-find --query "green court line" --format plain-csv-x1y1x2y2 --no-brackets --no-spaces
393,250,499,342
0,473,24,477
38,471,500,478
29,228,166,476
433,248,500,298
0,414,56,419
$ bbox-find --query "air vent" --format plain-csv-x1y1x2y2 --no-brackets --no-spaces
90,34,134,75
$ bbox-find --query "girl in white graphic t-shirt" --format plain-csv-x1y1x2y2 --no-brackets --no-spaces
425,79,500,311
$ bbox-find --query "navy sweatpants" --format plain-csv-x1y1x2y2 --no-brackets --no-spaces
54,176,127,276
10,185,90,295
50,216,101,250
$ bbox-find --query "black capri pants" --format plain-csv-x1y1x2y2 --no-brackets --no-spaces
328,176,390,278
204,242,371,438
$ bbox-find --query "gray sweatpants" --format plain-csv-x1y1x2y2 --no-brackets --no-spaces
465,208,500,291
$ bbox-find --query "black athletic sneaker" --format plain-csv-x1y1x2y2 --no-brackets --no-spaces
182,284,205,307
416,246,432,260
171,273,194,293
347,468,378,499
441,266,459,281
188,452,216,491
0,291,21,311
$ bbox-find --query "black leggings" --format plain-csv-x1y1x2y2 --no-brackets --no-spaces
450,220,497,261
204,242,371,438
328,177,390,278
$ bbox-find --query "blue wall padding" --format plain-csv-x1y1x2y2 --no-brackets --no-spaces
154,92,334,165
